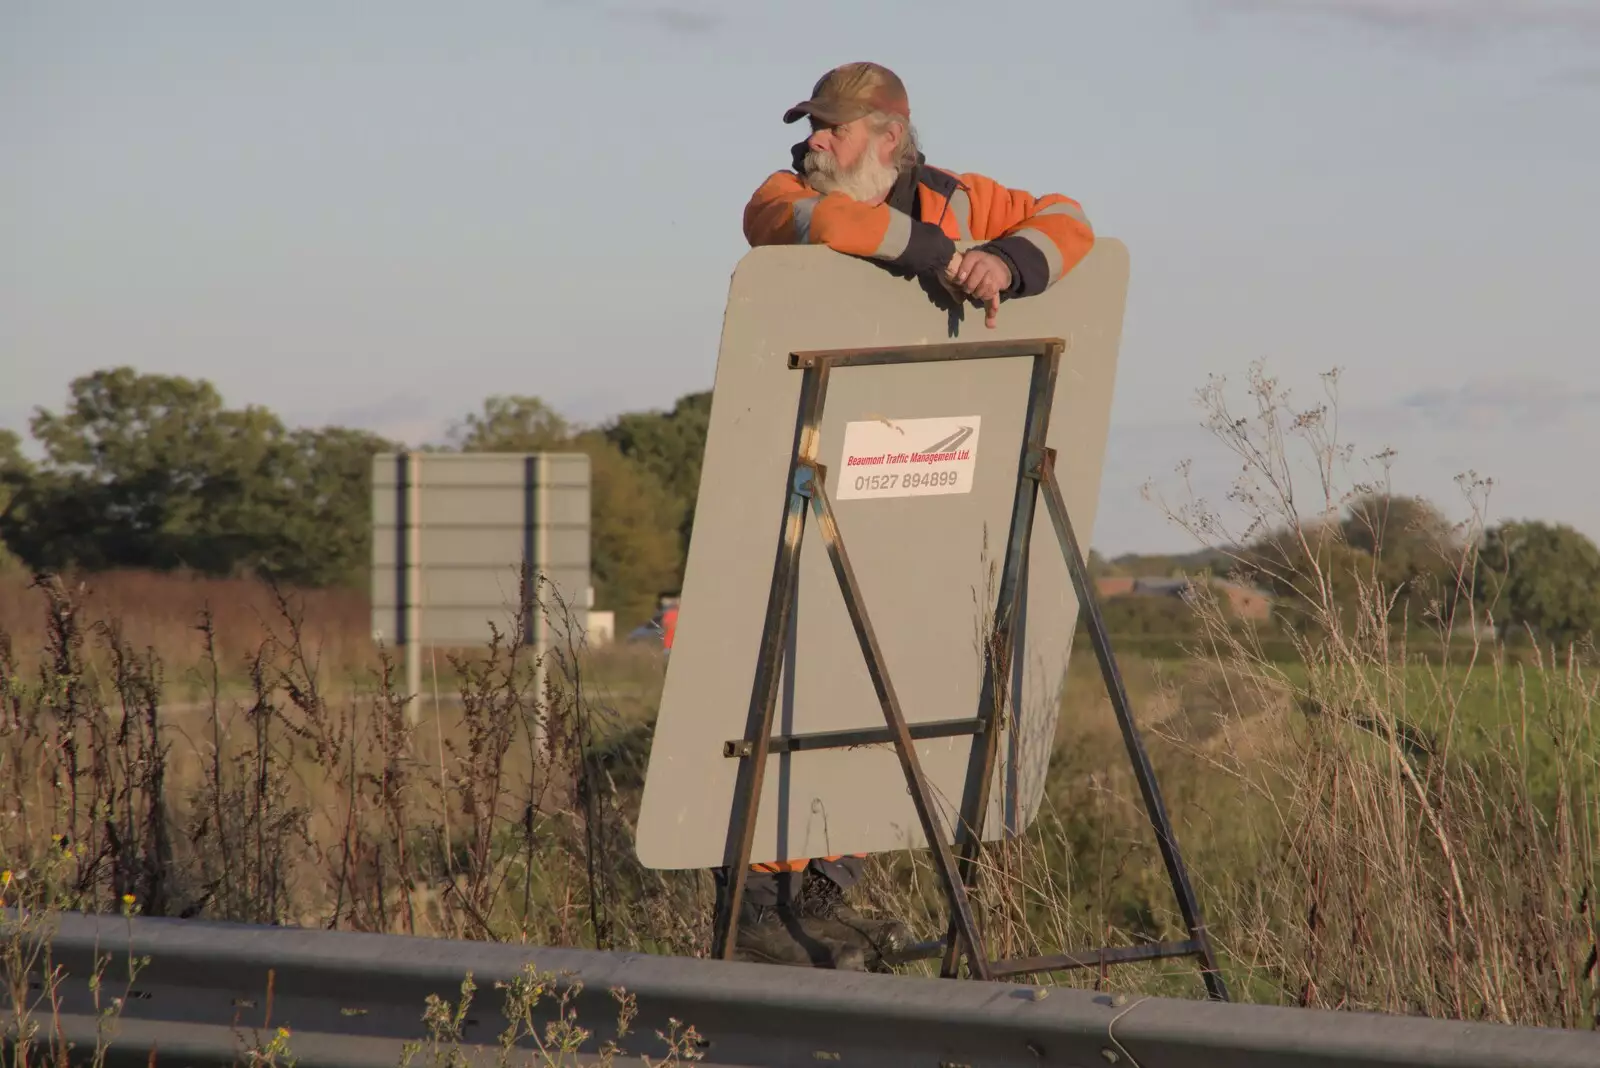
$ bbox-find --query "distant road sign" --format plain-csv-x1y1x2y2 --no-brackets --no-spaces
370,452,591,704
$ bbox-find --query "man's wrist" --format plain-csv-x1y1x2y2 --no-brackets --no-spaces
901,222,957,278
972,239,1036,298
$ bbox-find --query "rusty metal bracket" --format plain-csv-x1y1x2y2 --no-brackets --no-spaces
711,337,1228,1000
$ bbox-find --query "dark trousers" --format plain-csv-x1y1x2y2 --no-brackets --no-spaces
714,856,864,911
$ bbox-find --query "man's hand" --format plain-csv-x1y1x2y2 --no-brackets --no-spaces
942,250,1011,328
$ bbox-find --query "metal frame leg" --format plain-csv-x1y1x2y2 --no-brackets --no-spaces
1038,448,1230,1001
711,365,830,961
938,345,1062,978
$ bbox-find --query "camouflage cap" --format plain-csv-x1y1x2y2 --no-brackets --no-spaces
782,62,910,126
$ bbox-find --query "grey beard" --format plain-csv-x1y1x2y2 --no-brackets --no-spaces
804,148,898,203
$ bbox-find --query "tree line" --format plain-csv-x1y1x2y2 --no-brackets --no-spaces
1102,494,1600,651
0,367,707,630
3,367,1597,647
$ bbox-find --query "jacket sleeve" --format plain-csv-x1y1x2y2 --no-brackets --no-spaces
743,171,956,277
960,173,1095,299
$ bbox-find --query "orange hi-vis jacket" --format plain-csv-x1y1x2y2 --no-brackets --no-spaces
661,605,678,651
743,149,1094,300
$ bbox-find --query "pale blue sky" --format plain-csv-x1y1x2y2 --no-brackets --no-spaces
4,1,1597,553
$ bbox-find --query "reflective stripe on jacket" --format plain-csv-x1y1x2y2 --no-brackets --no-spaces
752,857,836,874
742,151,1094,299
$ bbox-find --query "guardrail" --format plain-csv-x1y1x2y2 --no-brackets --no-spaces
4,911,1596,1067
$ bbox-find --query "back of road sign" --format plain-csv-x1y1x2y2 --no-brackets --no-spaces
635,241,1129,870
370,452,592,648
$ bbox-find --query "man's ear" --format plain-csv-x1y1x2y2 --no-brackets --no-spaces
879,121,903,164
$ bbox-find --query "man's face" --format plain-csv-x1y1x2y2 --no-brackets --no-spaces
806,116,874,171
802,116,899,203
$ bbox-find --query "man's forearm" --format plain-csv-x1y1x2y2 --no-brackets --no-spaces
745,173,955,275
962,177,1096,298
879,209,957,275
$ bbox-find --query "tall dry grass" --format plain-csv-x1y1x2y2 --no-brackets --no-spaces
2,363,1596,1036
843,365,1597,1029
0,569,375,691
1141,364,1599,1024
0,569,706,958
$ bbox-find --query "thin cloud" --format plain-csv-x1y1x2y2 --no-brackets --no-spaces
1398,376,1600,431
1212,1,1600,44
544,0,725,34
1207,2,1600,89
621,7,722,34
1556,63,1600,86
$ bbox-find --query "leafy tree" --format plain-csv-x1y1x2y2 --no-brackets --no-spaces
602,390,711,557
276,425,401,588
452,395,683,629
1230,495,1477,636
570,431,684,629
1,367,395,586
1339,493,1468,630
10,367,272,573
1475,520,1600,650
1341,493,1457,562
448,394,571,452
1106,547,1235,578
0,429,29,573
1234,520,1374,632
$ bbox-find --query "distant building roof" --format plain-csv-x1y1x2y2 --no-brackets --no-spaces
1133,577,1190,595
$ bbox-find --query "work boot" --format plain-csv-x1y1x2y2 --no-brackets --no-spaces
733,903,868,971
795,872,914,972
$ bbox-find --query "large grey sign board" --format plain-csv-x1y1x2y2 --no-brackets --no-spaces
636,240,1129,870
370,452,592,651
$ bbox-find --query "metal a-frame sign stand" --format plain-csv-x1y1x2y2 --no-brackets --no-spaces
708,336,1228,1000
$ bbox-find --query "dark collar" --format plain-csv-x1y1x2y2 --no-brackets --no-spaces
886,162,920,215
893,153,957,215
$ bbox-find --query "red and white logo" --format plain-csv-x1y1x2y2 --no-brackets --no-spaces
837,415,981,500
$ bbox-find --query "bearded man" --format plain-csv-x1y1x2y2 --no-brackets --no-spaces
744,61,1095,329
716,63,1096,973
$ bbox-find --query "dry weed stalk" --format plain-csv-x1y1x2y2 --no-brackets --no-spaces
0,567,707,958
2,363,1595,1034
1142,362,1599,1026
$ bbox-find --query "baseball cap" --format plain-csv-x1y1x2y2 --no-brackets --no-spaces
782,62,911,126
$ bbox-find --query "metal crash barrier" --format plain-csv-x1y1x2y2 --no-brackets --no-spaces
4,911,1595,1067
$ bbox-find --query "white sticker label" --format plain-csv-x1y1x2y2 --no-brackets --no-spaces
836,415,981,500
